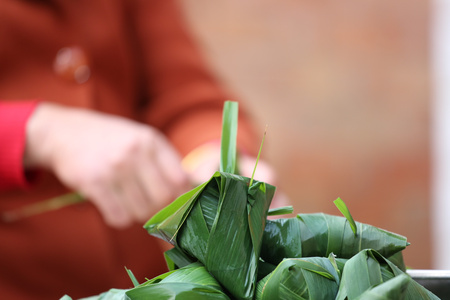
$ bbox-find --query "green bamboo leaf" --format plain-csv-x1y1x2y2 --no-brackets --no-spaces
143,262,223,289
163,247,196,271
249,126,266,186
355,274,411,300
125,267,140,287
327,253,341,278
333,197,357,235
257,259,277,281
125,283,229,300
204,173,275,300
220,101,238,173
336,249,440,300
260,218,305,264
260,213,408,265
335,250,384,300
126,263,230,300
177,195,211,263
60,289,128,300
267,206,294,216
2,192,84,222
382,255,441,299
255,258,340,300
144,180,209,243
387,251,407,272
93,289,128,300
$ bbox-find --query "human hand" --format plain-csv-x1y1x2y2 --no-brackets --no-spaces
238,153,290,209
182,143,290,209
24,103,189,228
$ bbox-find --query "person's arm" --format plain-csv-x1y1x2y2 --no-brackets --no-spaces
0,100,39,190
23,102,190,228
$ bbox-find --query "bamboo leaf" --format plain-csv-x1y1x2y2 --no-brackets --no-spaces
260,218,304,264
204,173,275,300
125,267,140,287
257,259,277,281
327,253,341,278
143,262,223,289
355,274,411,300
387,251,407,272
220,101,238,173
255,258,340,300
260,213,408,265
249,126,267,186
335,249,384,300
144,180,209,243
336,249,440,300
126,263,230,300
267,206,294,216
125,283,229,300
177,192,211,263
2,192,84,222
333,197,357,236
382,255,441,299
60,289,128,300
164,247,196,271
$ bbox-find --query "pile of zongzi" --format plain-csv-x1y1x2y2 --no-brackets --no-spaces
62,101,440,300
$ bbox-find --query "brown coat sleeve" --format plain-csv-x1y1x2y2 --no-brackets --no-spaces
128,0,258,156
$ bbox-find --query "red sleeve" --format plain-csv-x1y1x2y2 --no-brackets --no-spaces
0,101,39,190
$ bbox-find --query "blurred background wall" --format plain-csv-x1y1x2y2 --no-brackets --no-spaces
178,0,432,268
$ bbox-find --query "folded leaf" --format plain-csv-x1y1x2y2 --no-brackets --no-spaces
255,257,340,300
355,274,411,300
261,213,408,265
164,247,196,271
220,101,238,174
336,249,440,300
126,283,229,300
124,262,229,300
143,262,223,288
145,172,275,300
60,289,128,300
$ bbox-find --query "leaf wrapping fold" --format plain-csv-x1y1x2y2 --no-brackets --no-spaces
125,262,230,300
145,172,275,300
260,213,408,265
255,257,340,300
336,249,440,300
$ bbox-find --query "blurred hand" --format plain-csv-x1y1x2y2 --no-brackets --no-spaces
182,143,290,209
24,103,189,228
238,153,290,209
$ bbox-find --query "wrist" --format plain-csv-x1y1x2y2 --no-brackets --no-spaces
24,102,59,169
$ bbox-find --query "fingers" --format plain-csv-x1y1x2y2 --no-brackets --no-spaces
153,131,189,188
115,179,152,223
80,152,185,229
80,182,133,228
42,107,191,228
96,132,188,228
136,156,174,209
103,128,189,228
131,131,190,219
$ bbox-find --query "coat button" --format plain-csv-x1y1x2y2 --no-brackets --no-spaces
53,46,91,84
